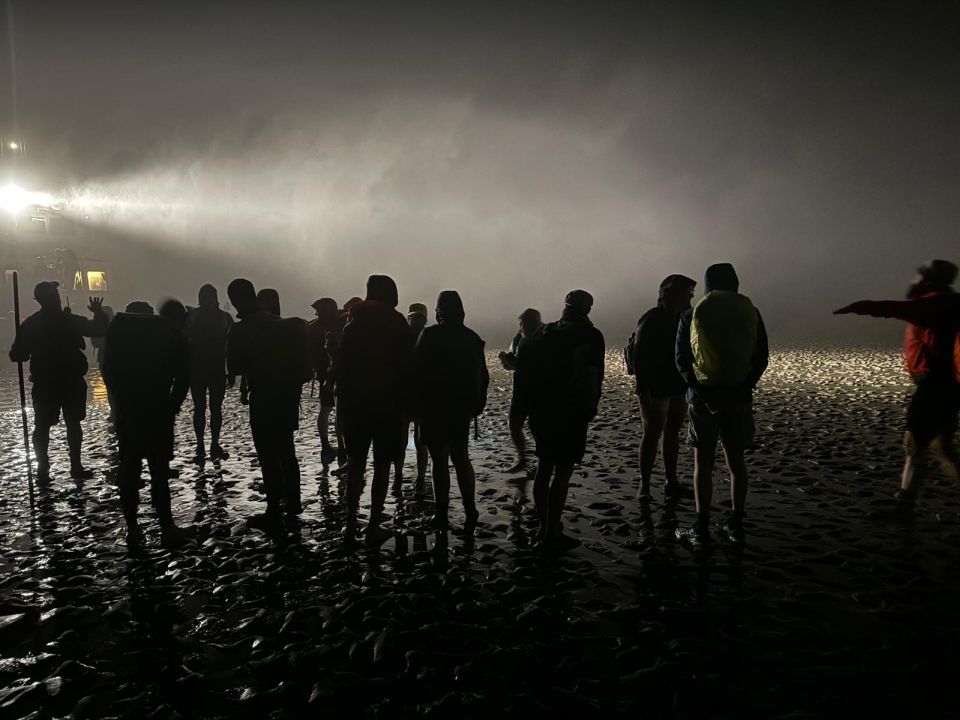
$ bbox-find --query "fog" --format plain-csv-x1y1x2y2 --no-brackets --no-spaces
4,1,960,346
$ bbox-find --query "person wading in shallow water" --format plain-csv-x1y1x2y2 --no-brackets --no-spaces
102,299,194,549
835,259,960,503
9,281,108,482
395,302,430,497
328,296,363,475
675,263,768,545
336,275,410,550
227,280,312,533
184,284,234,464
308,297,341,465
627,274,697,499
517,290,605,552
412,291,489,530
498,308,543,474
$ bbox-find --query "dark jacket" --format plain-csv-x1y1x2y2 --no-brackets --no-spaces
185,306,233,378
10,307,107,383
226,311,312,397
630,303,686,397
101,313,190,414
675,301,768,406
334,300,410,420
412,321,489,423
517,310,605,421
839,294,960,383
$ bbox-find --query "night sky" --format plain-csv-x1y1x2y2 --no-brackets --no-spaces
3,1,959,344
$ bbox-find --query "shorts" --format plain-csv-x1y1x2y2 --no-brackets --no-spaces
687,398,755,453
530,411,590,464
343,415,405,464
906,378,960,449
419,414,471,447
32,378,87,427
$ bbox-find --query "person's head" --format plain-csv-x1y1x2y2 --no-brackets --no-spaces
909,259,958,298
125,301,154,314
435,290,465,324
518,308,542,337
198,283,219,309
704,263,739,293
311,297,339,324
407,302,428,329
158,298,187,329
366,275,398,308
102,305,115,323
33,281,61,311
563,289,594,318
257,288,281,317
658,274,697,312
227,278,258,317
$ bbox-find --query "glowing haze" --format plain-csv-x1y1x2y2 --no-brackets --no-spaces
4,2,959,344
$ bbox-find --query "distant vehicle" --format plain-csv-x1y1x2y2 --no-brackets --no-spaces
0,202,114,345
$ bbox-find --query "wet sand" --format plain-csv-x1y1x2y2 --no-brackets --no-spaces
1,348,958,718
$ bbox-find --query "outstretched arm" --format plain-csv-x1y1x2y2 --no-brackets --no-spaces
833,296,957,329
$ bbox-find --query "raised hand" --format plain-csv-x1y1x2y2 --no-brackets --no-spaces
88,296,104,314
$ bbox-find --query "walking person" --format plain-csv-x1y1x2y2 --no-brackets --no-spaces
517,290,605,552
834,259,959,502
498,308,542,474
674,263,768,545
184,284,234,464
412,291,489,530
102,299,194,548
627,275,697,498
335,275,410,549
9,281,108,481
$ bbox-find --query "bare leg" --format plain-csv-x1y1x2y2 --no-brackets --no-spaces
930,435,960,482
65,420,83,471
429,444,451,526
345,455,368,533
319,407,333,452
509,412,527,468
723,447,749,512
639,396,666,485
369,460,391,528
662,395,687,484
33,423,51,478
900,431,923,499
191,385,207,456
449,441,477,520
692,446,715,515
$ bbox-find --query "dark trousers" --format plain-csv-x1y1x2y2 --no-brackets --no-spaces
251,414,301,515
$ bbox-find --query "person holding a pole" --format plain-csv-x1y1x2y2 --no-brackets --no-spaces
9,281,107,482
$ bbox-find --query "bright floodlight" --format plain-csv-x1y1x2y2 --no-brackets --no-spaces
8,142,18,150
0,184,54,214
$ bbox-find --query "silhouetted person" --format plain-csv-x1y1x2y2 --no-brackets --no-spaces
835,259,959,502
91,304,116,424
184,284,234,463
102,299,192,548
326,296,362,474
412,291,489,529
336,275,410,549
227,280,312,532
308,297,340,464
238,288,281,404
675,263,768,544
9,281,107,481
498,308,542,474
517,290,605,551
396,302,430,496
628,274,697,498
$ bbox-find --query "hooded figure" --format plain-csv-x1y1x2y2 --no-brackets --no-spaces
411,291,489,529
674,263,769,546
335,274,411,549
184,284,234,463
517,290,605,552
627,273,697,498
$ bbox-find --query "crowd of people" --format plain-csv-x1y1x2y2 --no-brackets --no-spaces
7,259,959,552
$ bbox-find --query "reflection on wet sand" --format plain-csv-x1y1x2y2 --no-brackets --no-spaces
1,348,958,717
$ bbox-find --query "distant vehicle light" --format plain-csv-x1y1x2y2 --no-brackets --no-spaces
8,142,18,150
0,184,54,214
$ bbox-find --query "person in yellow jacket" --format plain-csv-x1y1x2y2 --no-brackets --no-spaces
674,263,768,544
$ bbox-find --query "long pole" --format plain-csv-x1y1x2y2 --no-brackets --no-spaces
12,271,34,509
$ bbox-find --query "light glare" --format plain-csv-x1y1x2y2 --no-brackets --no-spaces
0,184,54,214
